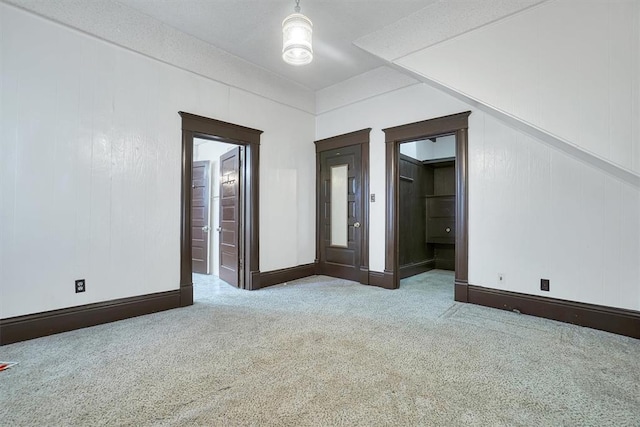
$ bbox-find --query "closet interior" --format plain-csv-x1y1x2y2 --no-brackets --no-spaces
399,135,456,279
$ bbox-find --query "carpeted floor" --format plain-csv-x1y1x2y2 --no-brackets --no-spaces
1,270,639,426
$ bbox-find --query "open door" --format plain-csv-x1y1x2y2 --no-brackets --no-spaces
191,160,210,274
218,147,241,287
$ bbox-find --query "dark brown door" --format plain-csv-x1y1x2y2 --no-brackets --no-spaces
318,145,362,281
219,147,241,287
192,160,210,274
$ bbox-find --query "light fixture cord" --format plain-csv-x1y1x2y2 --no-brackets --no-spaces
294,0,300,13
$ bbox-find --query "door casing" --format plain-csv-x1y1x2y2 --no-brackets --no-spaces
315,129,371,284
383,112,471,299
179,112,262,306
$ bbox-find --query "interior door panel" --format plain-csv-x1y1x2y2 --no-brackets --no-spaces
218,147,241,287
318,145,362,281
191,161,210,274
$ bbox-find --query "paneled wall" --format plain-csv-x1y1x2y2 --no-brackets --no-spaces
316,83,640,311
427,161,456,271
3,0,315,113
398,152,457,275
0,4,315,319
396,0,640,174
398,155,431,272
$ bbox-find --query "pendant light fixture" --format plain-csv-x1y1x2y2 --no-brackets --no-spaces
282,0,313,66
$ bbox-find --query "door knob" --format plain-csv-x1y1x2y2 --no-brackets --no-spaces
216,227,222,232
445,227,451,233
354,222,361,228
202,225,211,232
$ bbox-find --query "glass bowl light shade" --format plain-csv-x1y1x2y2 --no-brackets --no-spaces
282,13,313,65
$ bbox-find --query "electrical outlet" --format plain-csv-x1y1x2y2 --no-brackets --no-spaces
540,278,550,292
75,279,86,293
498,273,505,284
370,194,375,202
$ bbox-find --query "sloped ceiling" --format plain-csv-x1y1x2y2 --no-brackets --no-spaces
115,0,435,90
115,0,544,91
6,1,636,183
354,0,545,62
9,0,548,93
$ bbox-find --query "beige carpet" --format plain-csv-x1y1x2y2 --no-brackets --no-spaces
1,271,639,426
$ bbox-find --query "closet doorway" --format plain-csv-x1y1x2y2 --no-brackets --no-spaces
383,112,471,302
398,135,457,279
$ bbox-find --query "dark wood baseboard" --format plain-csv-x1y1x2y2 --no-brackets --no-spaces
467,285,640,339
256,263,316,290
368,271,395,289
454,280,469,303
399,259,434,279
248,270,261,291
435,259,455,271
359,267,370,285
180,285,193,307
0,290,181,345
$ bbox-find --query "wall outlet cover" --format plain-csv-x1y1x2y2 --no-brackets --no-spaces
75,279,86,293
541,278,550,292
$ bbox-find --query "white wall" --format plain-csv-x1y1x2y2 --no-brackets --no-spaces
315,66,417,114
0,4,315,319
396,0,640,175
399,141,418,160
193,139,236,277
317,84,469,273
316,83,640,311
400,135,456,161
4,0,314,113
428,135,455,160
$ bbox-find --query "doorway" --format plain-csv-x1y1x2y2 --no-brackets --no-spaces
315,129,370,284
191,138,241,290
383,112,470,301
179,112,262,306
398,135,457,279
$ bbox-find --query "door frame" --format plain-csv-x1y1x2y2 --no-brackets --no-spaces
314,128,371,284
179,112,263,306
383,112,471,300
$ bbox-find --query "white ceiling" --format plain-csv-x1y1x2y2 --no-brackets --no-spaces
113,0,545,92
114,0,436,91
